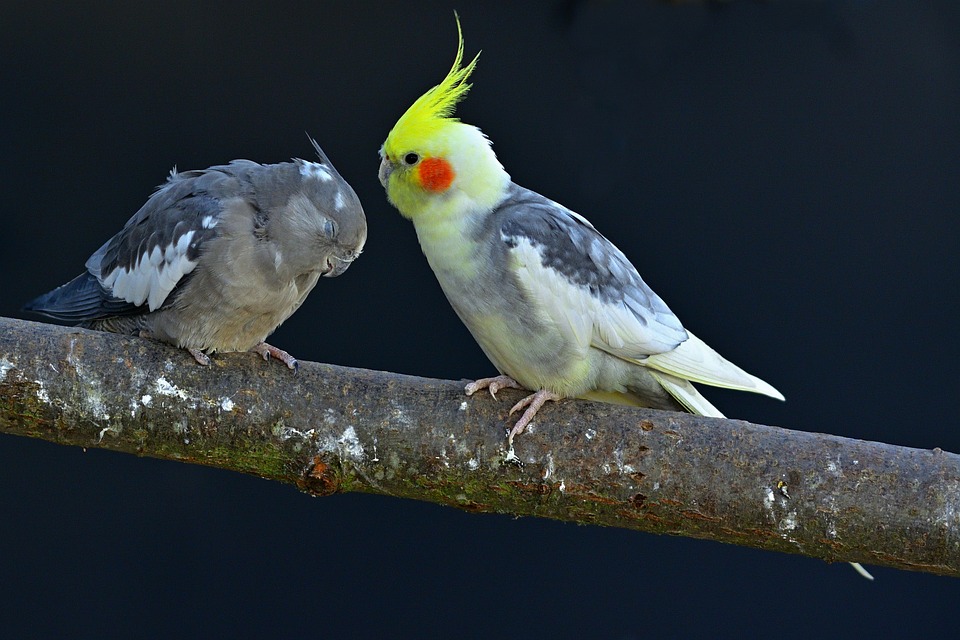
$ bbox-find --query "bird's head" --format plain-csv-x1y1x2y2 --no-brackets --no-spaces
259,141,367,280
379,16,508,222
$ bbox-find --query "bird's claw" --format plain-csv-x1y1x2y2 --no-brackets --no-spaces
508,395,535,416
464,378,560,450
250,342,299,372
187,348,212,366
464,375,524,400
504,389,562,448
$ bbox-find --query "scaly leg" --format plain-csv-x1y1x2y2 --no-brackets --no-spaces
465,376,562,457
506,389,562,448
251,342,299,371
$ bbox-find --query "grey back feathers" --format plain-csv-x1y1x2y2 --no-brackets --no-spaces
494,183,687,356
25,142,366,356
487,183,783,403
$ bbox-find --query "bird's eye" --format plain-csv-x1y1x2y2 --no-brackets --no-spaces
403,152,420,166
322,219,337,239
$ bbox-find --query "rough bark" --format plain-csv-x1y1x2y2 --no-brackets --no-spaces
1,316,957,576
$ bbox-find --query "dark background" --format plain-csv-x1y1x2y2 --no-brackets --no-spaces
2,1,958,637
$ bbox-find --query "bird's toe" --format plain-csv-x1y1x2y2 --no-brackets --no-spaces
250,342,298,371
187,348,211,366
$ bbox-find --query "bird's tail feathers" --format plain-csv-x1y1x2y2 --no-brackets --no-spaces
23,273,104,321
23,272,137,323
645,331,784,401
649,371,726,418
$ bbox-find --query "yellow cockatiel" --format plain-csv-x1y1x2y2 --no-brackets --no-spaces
378,19,784,445
377,20,872,582
378,17,872,581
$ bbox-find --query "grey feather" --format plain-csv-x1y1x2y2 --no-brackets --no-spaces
23,272,140,321
25,147,366,359
493,183,687,355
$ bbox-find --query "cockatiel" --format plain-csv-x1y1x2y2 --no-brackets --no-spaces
25,138,366,370
379,21,873,580
378,25,782,444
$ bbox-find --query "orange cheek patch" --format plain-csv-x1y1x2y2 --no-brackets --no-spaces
417,157,455,192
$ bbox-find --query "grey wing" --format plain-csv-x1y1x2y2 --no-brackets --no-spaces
496,185,785,400
86,167,239,312
34,167,241,324
496,184,688,360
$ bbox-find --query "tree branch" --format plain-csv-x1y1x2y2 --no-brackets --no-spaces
1,316,957,576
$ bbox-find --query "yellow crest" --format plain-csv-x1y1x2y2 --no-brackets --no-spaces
383,15,480,157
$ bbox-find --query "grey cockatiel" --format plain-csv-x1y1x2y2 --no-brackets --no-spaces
25,138,367,369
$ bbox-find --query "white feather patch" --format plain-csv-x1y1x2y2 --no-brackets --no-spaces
508,235,592,351
101,230,199,311
201,215,217,229
334,190,345,210
299,161,332,181
508,235,681,359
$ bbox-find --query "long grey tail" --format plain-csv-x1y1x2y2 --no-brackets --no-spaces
23,273,137,323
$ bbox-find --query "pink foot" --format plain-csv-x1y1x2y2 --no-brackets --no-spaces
464,374,525,400
186,347,211,366
251,342,299,371
506,389,563,448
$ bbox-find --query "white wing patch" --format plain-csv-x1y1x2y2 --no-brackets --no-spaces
509,236,592,349
101,230,199,311
201,215,217,229
299,161,332,182
507,235,673,358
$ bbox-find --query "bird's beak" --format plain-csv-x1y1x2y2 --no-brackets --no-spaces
323,257,348,278
323,252,360,278
325,262,350,277
378,156,393,188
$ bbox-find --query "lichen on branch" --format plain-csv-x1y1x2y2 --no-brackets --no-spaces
1,317,958,577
